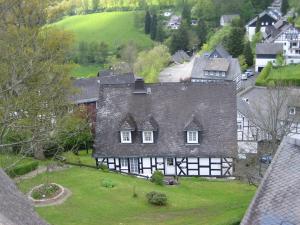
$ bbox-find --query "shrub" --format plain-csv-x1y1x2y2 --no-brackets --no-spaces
31,183,61,200
146,191,167,206
255,62,272,86
151,170,164,185
6,161,39,178
99,163,109,172
101,179,115,188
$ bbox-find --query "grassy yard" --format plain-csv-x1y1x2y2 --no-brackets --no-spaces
18,167,255,225
62,150,95,166
71,64,102,78
53,11,153,51
0,153,36,169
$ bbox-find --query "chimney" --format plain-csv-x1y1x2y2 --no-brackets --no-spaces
133,78,146,94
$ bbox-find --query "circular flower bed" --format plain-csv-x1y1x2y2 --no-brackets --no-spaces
31,183,62,200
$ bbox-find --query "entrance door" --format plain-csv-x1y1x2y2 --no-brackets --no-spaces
165,158,175,175
129,158,139,174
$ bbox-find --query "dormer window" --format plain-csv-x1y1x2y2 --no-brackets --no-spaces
289,107,296,115
187,131,198,143
142,131,154,143
121,131,132,143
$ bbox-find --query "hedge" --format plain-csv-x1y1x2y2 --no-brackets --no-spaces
255,62,272,86
6,161,39,178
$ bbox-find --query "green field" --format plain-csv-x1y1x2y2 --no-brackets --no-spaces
18,167,255,225
71,64,102,78
53,11,153,50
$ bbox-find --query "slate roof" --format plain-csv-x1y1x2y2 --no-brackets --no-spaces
256,43,283,55
171,50,191,64
204,58,230,72
241,134,300,225
220,14,240,24
191,56,241,81
71,77,100,104
94,81,237,158
209,45,232,59
0,169,48,225
184,116,202,131
246,9,281,27
264,20,300,43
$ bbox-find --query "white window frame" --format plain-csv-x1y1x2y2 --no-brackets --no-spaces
142,131,154,143
187,131,198,144
289,107,296,115
120,158,128,168
120,131,132,143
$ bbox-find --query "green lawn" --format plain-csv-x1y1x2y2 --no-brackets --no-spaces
71,64,102,78
62,151,95,166
18,167,255,225
267,64,300,85
53,11,154,51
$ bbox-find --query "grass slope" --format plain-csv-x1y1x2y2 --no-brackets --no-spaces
53,11,153,50
18,167,255,225
71,64,102,78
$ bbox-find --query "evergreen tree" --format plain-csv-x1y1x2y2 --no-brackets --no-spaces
169,21,189,54
155,21,165,42
181,2,191,25
150,13,157,40
281,0,289,15
224,19,245,57
144,10,151,34
255,15,261,33
243,41,254,66
195,19,207,48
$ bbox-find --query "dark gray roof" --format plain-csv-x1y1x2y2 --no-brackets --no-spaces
241,135,300,225
204,58,230,72
71,77,100,104
246,9,281,27
138,115,159,131
264,21,299,43
209,45,231,59
191,56,241,81
94,81,237,158
100,73,135,85
256,43,283,55
119,113,137,131
220,14,240,24
0,169,48,225
184,116,202,131
171,50,191,64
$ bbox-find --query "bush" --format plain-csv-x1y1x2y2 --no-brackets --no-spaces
99,163,109,172
31,183,61,200
151,170,164,185
101,179,115,188
146,191,167,206
6,161,39,178
255,62,272,86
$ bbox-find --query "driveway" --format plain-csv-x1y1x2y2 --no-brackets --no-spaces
159,57,195,82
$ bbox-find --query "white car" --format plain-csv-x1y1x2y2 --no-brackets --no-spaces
242,73,248,80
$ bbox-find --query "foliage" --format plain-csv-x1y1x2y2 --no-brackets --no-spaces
71,64,102,78
75,41,109,64
151,170,164,185
134,45,171,83
224,18,245,57
267,64,300,86
101,179,116,188
18,167,256,225
243,41,254,67
255,62,272,86
281,0,289,15
150,13,157,40
31,183,61,200
251,32,262,51
255,15,261,33
238,55,248,72
99,163,109,172
169,21,190,53
146,191,167,206
6,161,39,178
63,150,95,166
182,3,191,25
144,11,151,34
275,54,285,67
195,19,207,48
155,21,166,42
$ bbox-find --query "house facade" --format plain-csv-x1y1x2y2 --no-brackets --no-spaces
255,43,283,72
264,20,300,64
191,45,242,90
246,9,281,41
93,79,237,177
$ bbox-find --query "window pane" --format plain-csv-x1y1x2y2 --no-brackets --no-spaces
143,131,153,143
121,131,131,143
187,131,198,143
129,158,139,173
120,158,128,168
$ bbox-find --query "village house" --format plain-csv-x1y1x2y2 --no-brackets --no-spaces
255,43,283,72
93,78,237,177
220,14,240,26
241,134,300,225
237,86,300,156
190,45,242,90
246,9,281,41
263,19,300,65
167,15,181,30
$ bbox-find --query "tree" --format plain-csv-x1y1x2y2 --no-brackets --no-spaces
92,0,100,12
169,21,189,54
195,19,207,48
243,41,254,66
95,42,109,64
255,15,261,33
150,13,157,40
119,42,138,72
144,10,151,34
78,41,88,64
281,0,289,15
275,53,285,67
155,21,165,42
224,19,245,57
0,0,74,160
181,2,191,25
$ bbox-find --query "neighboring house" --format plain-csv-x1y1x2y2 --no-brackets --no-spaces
237,87,300,156
255,43,283,72
93,78,237,177
241,134,300,225
167,15,181,30
220,14,239,26
171,50,191,64
264,19,300,64
0,169,48,225
246,9,281,41
269,0,282,13
191,45,242,90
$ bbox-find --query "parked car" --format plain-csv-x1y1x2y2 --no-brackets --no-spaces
242,73,248,80
260,155,272,164
246,69,254,77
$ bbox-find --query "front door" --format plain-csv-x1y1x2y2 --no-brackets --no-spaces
165,158,175,175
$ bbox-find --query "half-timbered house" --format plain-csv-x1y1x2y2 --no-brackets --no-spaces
93,78,237,177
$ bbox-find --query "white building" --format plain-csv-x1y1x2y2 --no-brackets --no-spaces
255,43,283,72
